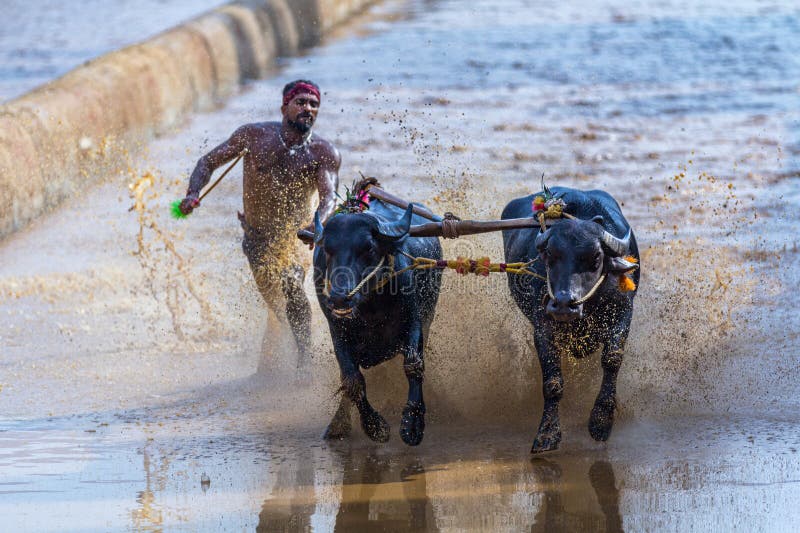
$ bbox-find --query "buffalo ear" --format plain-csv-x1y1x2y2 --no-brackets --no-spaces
313,211,325,245
607,256,639,274
591,215,605,226
374,205,413,241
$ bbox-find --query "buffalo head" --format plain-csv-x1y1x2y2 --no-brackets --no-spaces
535,216,637,322
314,206,414,319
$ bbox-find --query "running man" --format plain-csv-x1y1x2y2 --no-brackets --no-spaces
180,79,340,364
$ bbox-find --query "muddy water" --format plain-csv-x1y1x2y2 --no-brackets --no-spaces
0,0,228,102
2,0,800,530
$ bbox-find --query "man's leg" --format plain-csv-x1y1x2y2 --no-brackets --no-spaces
243,234,297,370
281,263,312,360
252,267,298,372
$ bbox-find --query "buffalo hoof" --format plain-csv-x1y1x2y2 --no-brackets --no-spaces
589,399,616,442
400,402,426,446
361,411,390,443
531,418,561,454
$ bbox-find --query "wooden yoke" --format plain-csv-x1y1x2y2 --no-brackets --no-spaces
297,216,540,242
408,217,539,238
296,180,541,242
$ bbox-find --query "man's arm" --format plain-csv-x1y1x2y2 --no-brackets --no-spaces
316,145,341,223
179,126,249,214
300,144,340,247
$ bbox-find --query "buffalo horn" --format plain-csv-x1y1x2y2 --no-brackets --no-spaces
313,211,325,245
375,205,414,241
535,227,551,250
599,227,632,257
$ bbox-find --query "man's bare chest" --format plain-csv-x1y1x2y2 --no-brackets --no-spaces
247,150,313,176
242,165,314,199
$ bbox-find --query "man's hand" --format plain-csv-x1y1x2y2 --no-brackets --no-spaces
298,222,316,250
179,194,200,215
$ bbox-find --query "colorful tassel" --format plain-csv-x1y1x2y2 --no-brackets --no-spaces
170,200,188,220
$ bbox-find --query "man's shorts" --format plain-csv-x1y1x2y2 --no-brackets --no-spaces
239,213,308,303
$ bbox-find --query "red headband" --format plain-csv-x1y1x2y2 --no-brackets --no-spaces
283,83,321,106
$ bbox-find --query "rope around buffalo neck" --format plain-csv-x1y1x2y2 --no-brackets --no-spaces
545,268,607,306
346,255,388,298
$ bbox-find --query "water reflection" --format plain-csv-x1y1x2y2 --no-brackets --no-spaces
256,441,623,532
256,446,316,532
333,453,436,532
257,448,436,532
130,444,170,531
530,459,623,533
589,461,624,533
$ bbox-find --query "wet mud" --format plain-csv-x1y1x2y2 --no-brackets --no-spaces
2,0,800,530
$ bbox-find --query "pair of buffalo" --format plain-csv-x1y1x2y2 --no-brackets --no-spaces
309,187,640,453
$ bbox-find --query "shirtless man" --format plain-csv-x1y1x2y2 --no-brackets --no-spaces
179,80,340,363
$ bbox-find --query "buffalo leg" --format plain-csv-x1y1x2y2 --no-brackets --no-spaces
400,329,426,446
333,344,389,443
343,371,390,443
323,395,352,440
589,334,625,442
532,339,564,453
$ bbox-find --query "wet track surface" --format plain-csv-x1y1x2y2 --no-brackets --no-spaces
0,0,228,102
2,0,800,530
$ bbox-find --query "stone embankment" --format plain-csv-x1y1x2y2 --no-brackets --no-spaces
0,0,376,238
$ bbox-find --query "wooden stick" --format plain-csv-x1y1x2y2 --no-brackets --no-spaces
198,148,248,202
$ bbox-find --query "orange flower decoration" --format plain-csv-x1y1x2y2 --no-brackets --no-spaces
618,256,638,292
618,275,637,292
454,257,470,275
476,257,491,276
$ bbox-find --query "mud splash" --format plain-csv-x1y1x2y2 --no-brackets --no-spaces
128,171,218,342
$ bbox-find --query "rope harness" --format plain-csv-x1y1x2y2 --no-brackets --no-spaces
326,251,547,301
545,269,607,305
358,252,546,296
350,251,605,306
346,255,390,298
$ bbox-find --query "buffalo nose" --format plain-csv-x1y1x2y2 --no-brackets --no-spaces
546,295,582,322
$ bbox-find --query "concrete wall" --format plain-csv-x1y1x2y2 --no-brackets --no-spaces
0,0,376,239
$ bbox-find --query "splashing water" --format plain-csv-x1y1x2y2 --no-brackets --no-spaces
128,170,220,344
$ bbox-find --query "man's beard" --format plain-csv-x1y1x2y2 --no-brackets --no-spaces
289,117,313,133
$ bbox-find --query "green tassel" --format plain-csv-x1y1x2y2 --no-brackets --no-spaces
170,200,188,219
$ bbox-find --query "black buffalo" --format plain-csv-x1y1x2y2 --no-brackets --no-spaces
502,187,640,453
312,199,442,446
